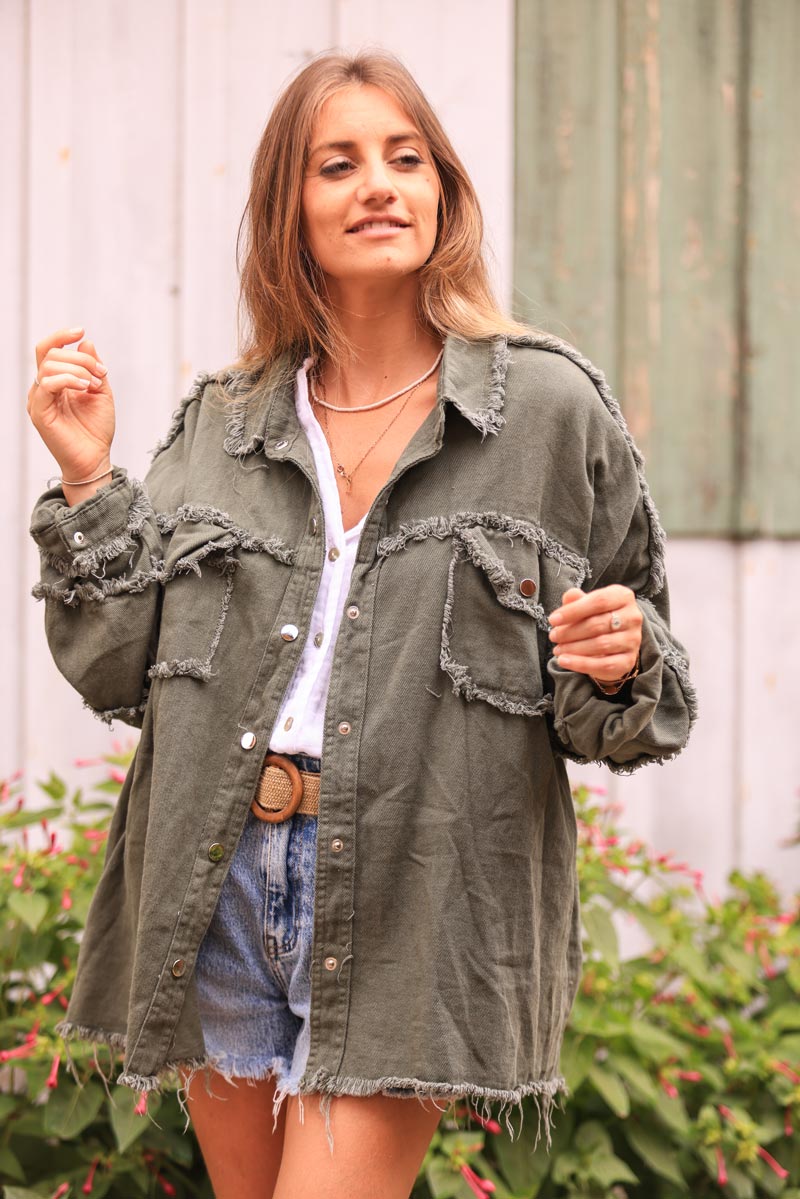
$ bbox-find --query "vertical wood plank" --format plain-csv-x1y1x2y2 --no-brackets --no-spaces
617,0,742,536
23,0,184,787
2,1,27,782
741,1,800,535
514,0,619,362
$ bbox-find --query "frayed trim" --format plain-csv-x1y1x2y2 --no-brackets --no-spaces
505,332,667,600
148,372,216,463
376,509,589,577
440,541,554,718
147,570,235,682
156,506,296,566
445,335,509,439
37,476,154,580
286,1067,568,1156
32,563,165,606
82,694,149,728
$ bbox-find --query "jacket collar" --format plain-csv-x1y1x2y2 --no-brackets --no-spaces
220,332,512,459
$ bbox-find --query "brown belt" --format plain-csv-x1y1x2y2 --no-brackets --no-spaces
250,752,320,823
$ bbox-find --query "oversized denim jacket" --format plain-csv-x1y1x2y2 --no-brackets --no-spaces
28,331,698,1151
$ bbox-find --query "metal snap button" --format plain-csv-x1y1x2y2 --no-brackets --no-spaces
280,624,299,641
240,731,257,750
324,956,338,971
331,837,344,853
519,577,537,597
171,959,186,977
72,530,85,545
208,843,224,862
284,716,294,731
346,605,360,619
313,631,324,648
310,516,318,535
337,721,351,736
275,439,289,450
328,546,340,562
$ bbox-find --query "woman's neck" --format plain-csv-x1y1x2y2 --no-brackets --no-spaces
317,277,443,409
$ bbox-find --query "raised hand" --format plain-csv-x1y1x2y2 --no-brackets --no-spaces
27,326,115,487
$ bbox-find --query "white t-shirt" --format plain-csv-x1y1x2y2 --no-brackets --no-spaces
268,357,367,759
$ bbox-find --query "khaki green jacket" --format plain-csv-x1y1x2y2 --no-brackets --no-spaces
29,331,697,1150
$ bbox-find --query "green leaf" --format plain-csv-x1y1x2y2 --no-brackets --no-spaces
767,1003,800,1031
7,890,49,933
581,904,619,969
43,1079,105,1138
628,1019,686,1062
558,1036,595,1094
589,1152,639,1187
588,1064,630,1117
612,1054,660,1105
573,1120,613,1156
623,1122,687,1187
108,1084,161,1153
630,903,674,949
426,1157,471,1199
2,1189,50,1199
37,772,67,800
0,1144,26,1183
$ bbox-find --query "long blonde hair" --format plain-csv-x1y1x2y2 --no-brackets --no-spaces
226,47,535,395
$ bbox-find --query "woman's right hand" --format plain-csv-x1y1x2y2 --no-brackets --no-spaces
27,326,116,482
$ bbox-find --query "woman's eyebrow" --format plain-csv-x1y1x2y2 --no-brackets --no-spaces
309,130,423,158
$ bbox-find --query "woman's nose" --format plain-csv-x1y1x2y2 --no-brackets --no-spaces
356,157,398,202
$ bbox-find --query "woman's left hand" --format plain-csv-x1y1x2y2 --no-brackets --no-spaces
548,585,642,685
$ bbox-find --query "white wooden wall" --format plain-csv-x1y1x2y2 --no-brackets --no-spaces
4,2,798,907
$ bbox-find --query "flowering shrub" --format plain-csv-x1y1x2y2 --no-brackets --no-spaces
1,758,799,1198
420,786,800,1198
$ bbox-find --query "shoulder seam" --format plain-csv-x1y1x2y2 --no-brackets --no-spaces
148,371,216,464
505,332,667,597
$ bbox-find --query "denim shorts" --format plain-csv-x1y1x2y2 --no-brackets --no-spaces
193,750,321,1133
192,749,460,1152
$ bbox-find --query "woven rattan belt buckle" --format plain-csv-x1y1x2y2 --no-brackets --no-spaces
251,753,304,824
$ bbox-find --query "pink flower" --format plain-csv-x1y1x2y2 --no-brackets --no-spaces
0,1042,35,1063
784,1106,793,1137
756,1146,789,1179
61,889,73,911
676,1070,702,1082
25,1018,42,1043
109,768,127,784
659,1075,678,1099
12,862,25,888
51,1184,70,1199
723,1032,736,1058
158,1178,177,1197
41,983,66,1006
135,1091,149,1116
74,756,104,768
82,1157,100,1194
715,1145,728,1186
46,1054,61,1088
773,1060,800,1083
460,1164,496,1195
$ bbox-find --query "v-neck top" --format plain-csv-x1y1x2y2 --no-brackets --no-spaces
268,357,367,757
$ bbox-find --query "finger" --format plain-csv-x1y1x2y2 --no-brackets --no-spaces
44,348,107,376
35,326,86,368
553,650,635,677
549,584,633,627
37,358,105,391
553,631,639,658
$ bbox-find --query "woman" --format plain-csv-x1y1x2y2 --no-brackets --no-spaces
27,49,697,1199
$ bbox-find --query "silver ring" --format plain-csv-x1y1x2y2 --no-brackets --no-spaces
610,611,622,631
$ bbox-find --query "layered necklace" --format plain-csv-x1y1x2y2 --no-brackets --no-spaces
309,346,444,493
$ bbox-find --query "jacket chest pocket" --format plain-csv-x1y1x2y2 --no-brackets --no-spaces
440,524,584,717
150,521,239,683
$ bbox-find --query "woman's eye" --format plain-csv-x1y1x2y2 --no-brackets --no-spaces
319,153,424,177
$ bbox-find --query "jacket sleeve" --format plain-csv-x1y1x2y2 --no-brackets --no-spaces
28,378,209,728
545,372,699,775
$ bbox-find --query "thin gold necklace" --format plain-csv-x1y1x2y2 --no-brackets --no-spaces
309,346,444,413
313,374,422,493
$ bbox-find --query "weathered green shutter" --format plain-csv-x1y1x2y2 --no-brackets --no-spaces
514,0,799,536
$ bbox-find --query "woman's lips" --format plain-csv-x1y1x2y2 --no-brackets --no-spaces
347,222,409,237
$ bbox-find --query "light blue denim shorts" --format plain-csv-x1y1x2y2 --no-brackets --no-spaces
193,750,320,1133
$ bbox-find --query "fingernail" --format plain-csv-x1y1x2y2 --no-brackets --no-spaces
550,612,563,625
95,362,107,373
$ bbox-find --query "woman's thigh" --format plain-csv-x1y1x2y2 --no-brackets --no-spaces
273,1091,446,1199
181,1068,287,1199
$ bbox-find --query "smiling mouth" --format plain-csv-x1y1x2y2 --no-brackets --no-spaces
347,220,410,234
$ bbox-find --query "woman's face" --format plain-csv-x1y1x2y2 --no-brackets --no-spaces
300,84,441,289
